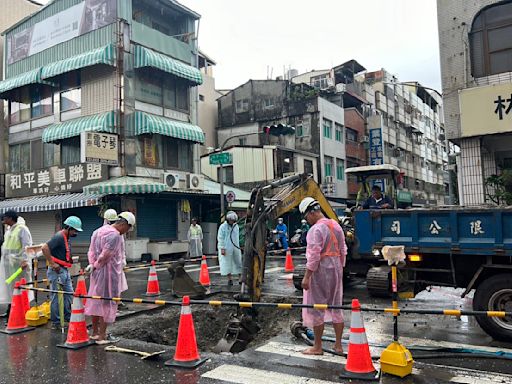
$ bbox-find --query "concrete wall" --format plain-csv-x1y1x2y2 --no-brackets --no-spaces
198,73,220,151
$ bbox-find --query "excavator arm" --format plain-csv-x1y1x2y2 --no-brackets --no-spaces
241,174,338,302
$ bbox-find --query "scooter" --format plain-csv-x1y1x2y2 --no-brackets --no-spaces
290,228,303,248
266,229,283,251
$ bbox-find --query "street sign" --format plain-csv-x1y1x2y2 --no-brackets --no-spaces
209,152,232,165
225,190,236,203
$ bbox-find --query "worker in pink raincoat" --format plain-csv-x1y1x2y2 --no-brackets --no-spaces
84,212,135,344
299,197,346,355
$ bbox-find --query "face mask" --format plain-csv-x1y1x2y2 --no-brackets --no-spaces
69,232,78,238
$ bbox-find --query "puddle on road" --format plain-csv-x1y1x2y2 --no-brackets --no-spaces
111,294,302,352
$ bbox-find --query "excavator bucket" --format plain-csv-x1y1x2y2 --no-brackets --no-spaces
167,259,207,299
214,314,260,353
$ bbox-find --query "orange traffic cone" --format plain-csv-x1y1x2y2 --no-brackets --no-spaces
19,278,30,315
145,260,161,296
165,296,207,368
284,249,294,272
340,299,380,380
0,282,35,335
199,255,211,286
75,270,87,305
57,292,95,350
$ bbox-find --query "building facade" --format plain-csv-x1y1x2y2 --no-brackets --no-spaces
216,79,347,199
0,0,216,258
437,0,512,206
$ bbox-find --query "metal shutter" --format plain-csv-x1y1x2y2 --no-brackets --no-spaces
62,206,103,243
137,198,177,240
21,211,57,245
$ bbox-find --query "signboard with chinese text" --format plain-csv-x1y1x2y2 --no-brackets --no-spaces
7,0,117,64
80,132,119,165
209,152,232,165
460,83,512,138
369,126,385,191
6,163,107,198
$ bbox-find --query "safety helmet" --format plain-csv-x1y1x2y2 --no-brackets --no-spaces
299,197,319,215
226,211,238,222
103,209,118,222
301,219,307,224
118,211,136,226
64,216,83,232
277,217,283,223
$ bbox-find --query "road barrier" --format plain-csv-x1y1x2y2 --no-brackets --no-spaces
18,285,511,318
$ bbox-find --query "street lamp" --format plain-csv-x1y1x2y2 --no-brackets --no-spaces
216,124,295,219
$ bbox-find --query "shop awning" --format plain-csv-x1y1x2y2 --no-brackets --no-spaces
83,176,168,195
0,68,45,96
0,192,104,214
132,111,205,144
134,45,203,85
41,44,116,80
42,111,117,143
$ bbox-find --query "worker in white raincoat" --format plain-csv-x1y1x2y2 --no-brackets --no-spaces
217,211,242,286
187,218,203,259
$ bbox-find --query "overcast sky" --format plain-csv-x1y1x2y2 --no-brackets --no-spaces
38,0,442,91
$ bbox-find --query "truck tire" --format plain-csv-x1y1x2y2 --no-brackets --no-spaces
366,266,391,298
473,274,512,342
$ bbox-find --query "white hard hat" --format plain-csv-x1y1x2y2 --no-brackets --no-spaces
118,211,136,226
226,211,238,221
278,217,283,222
103,209,118,222
299,197,319,215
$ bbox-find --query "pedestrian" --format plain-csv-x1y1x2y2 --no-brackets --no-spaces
0,211,33,318
299,197,346,355
187,217,203,259
217,211,242,286
300,219,310,246
42,216,83,329
276,217,289,250
85,212,135,344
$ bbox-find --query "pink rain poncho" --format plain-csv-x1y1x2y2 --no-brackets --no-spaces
84,225,125,323
302,218,347,328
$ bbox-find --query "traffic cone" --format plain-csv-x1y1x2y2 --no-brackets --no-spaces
339,299,380,381
19,278,30,315
199,255,211,286
284,249,294,272
165,296,207,369
75,270,87,305
144,260,161,296
0,282,35,335
57,292,95,350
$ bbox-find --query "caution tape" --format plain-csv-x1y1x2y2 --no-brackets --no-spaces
18,285,512,318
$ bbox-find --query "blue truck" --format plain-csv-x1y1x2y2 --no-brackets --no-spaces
355,207,512,341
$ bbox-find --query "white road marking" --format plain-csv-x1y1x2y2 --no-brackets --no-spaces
201,364,339,384
210,266,283,275
255,341,345,364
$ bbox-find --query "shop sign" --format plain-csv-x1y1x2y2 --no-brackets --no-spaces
80,132,119,165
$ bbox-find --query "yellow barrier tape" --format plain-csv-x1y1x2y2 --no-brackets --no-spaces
112,297,122,302
487,311,506,318
209,301,222,306
313,304,328,310
384,308,400,314
443,309,462,316
277,303,293,310
133,298,143,304
92,296,102,300
155,300,166,305
239,302,253,308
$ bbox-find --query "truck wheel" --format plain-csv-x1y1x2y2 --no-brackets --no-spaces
366,266,391,298
473,274,512,342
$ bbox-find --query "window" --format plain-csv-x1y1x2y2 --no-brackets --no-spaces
336,158,345,181
176,81,189,111
43,143,57,168
346,127,358,142
262,98,274,109
324,156,333,177
218,166,234,184
32,86,53,118
9,142,31,172
470,1,512,77
311,74,329,89
9,88,31,124
136,70,190,112
335,123,344,142
61,137,81,165
235,99,249,113
239,137,247,146
296,121,304,137
323,118,332,139
304,159,313,176
136,135,193,171
60,71,81,112
199,94,205,102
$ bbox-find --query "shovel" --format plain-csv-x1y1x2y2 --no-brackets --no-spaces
104,345,166,360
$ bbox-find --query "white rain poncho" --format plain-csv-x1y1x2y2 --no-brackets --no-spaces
187,224,203,258
84,225,125,323
217,221,242,275
0,220,33,304
302,218,346,328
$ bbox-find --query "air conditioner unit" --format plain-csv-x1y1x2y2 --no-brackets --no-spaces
187,173,204,190
360,135,369,143
335,83,346,93
325,175,334,184
163,172,180,189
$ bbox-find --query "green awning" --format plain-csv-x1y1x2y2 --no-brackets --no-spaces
42,111,117,143
134,45,203,85
132,111,205,144
83,176,167,195
41,44,116,80
0,68,44,95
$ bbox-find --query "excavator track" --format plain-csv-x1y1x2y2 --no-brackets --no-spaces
366,266,391,297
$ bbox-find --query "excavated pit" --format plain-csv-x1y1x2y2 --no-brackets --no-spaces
111,294,302,351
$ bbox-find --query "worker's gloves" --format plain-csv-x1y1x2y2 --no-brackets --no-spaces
85,264,94,274
381,245,406,266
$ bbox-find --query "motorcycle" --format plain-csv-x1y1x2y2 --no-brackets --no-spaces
266,229,283,251
290,228,303,248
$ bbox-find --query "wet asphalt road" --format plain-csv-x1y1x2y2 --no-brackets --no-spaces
1,255,512,383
